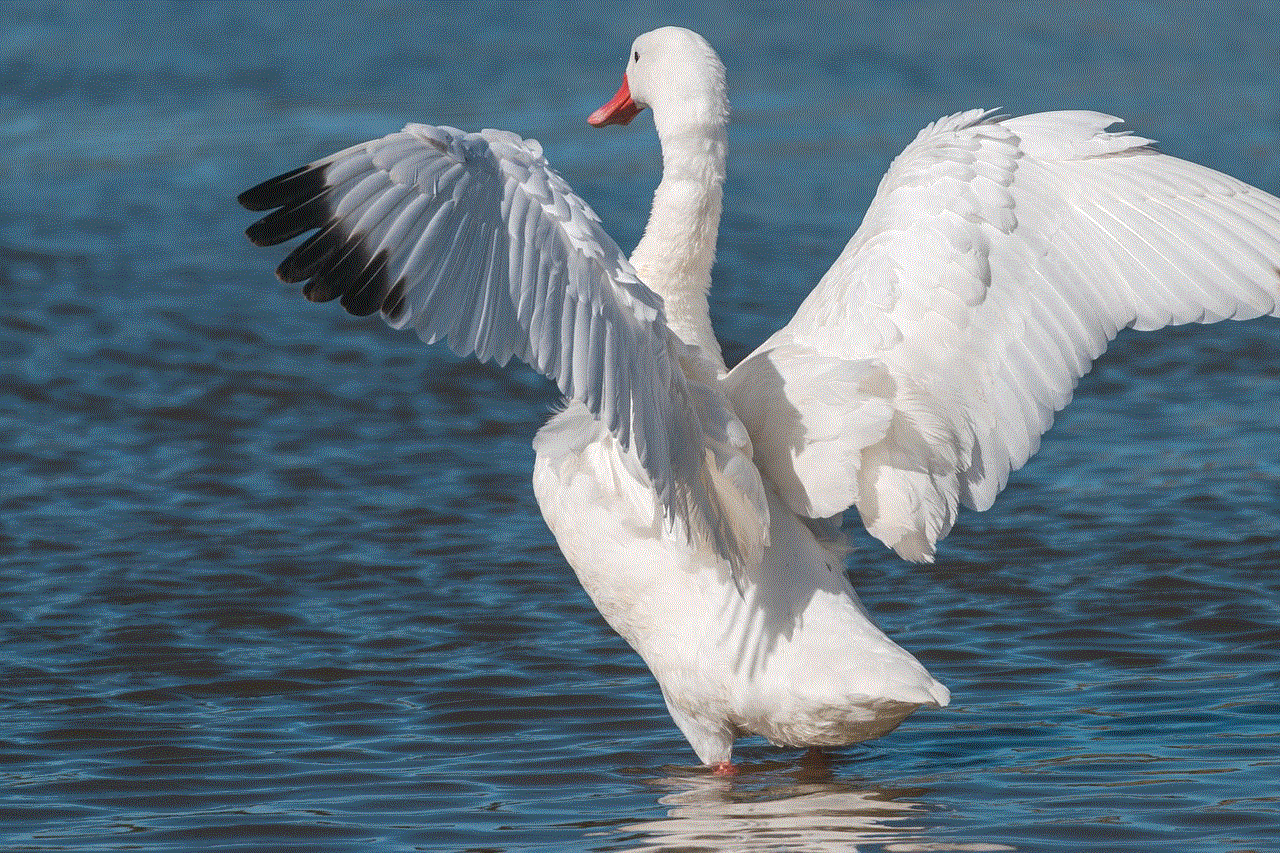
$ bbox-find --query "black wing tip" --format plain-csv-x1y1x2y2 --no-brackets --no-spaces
237,183,272,211
237,163,326,211
294,242,393,317
339,251,391,316
241,161,336,248
242,160,397,322
382,279,408,323
303,275,341,303
236,185,268,211
245,193,334,247
274,227,341,282
244,221,279,247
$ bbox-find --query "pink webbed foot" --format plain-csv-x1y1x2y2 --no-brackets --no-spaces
710,760,738,776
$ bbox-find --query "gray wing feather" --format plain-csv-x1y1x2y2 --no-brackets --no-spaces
241,124,768,571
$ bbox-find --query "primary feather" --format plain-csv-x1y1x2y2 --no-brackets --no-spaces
241,123,768,575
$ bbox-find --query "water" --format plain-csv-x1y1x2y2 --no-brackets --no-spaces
3,2,1279,850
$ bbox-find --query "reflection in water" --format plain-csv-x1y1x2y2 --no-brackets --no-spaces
621,767,1013,852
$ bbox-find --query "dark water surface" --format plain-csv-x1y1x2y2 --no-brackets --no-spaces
3,2,1279,851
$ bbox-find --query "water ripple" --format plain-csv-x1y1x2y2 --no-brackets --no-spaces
3,2,1279,851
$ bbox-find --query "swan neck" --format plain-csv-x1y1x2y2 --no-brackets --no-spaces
630,122,727,370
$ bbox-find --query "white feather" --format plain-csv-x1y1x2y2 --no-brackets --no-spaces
245,29,1278,768
733,109,1280,559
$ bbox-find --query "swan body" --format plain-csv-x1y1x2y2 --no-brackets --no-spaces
532,402,945,763
240,27,1280,768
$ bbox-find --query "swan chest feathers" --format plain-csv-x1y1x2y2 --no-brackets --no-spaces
532,403,950,765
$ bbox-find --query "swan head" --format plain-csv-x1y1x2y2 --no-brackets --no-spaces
589,27,727,138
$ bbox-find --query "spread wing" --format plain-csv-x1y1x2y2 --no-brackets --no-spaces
240,124,768,570
726,109,1280,562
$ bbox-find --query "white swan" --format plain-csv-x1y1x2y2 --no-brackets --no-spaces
240,27,1280,772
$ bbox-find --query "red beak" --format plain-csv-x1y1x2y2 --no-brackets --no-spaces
588,75,643,127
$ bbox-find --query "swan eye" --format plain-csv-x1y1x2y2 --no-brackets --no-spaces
634,51,639,62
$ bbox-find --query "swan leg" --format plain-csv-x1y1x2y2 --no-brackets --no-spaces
661,692,735,768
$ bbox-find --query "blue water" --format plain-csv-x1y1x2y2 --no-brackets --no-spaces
3,2,1279,850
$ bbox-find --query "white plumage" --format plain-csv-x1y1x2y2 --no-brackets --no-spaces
733,108,1280,562
241,27,1280,771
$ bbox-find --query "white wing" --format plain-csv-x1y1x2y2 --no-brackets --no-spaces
727,109,1280,562
241,124,768,570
